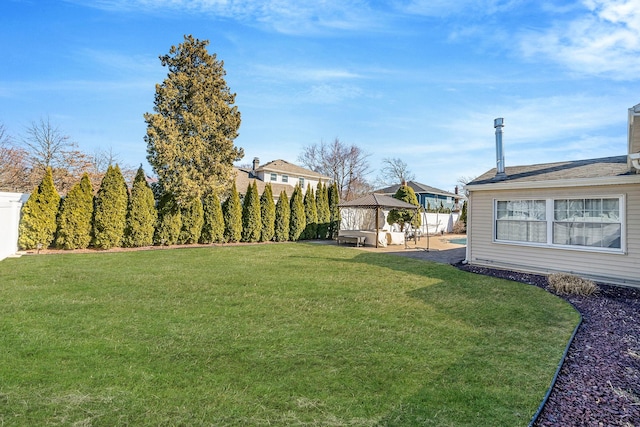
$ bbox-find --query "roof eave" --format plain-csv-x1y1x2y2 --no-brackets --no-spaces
467,174,640,191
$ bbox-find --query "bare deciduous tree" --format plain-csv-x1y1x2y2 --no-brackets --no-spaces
298,138,371,201
0,123,31,192
376,157,415,187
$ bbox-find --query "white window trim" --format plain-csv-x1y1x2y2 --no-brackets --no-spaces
493,195,626,254
270,173,277,181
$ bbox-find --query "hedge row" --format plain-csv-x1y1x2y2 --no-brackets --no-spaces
18,167,341,250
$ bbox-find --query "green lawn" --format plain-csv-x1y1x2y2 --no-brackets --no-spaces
0,243,579,426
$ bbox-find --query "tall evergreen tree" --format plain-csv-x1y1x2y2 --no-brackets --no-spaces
18,167,60,250
125,166,157,247
200,191,225,243
154,192,182,245
328,182,341,239
387,184,421,231
302,184,318,240
223,182,242,243
274,191,290,242
178,196,204,244
260,183,276,242
55,173,93,249
316,182,330,239
93,164,129,249
145,35,243,205
289,185,305,242
241,181,261,242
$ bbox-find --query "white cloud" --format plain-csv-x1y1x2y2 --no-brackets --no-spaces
519,0,640,80
394,0,525,17
252,65,364,82
67,0,382,35
304,83,364,104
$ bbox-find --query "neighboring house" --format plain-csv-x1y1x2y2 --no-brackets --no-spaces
464,104,640,287
235,158,332,199
376,180,463,212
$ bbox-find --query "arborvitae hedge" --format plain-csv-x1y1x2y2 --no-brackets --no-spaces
302,184,318,240
55,173,93,249
93,165,129,249
200,191,225,243
289,185,305,241
260,183,275,242
274,191,290,242
328,182,341,239
125,167,157,247
241,181,261,242
155,192,182,245
223,182,242,243
316,182,330,239
178,196,204,244
18,167,60,250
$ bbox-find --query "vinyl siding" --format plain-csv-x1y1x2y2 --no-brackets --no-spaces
468,183,640,287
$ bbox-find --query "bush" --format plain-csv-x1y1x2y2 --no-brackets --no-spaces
223,182,242,243
56,173,94,249
260,183,276,242
452,220,466,234
178,196,204,245
18,167,60,250
200,191,225,244
125,167,157,247
241,181,261,242
155,193,182,246
302,184,317,240
93,165,129,249
547,273,599,296
328,183,341,239
315,182,330,239
289,185,305,241
274,191,290,242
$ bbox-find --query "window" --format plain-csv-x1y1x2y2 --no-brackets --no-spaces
553,198,621,249
282,175,288,183
495,197,623,251
270,173,277,181
496,200,547,243
299,177,305,187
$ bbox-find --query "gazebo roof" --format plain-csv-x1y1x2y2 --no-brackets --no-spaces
338,193,419,209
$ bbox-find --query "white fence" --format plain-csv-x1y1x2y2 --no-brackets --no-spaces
0,192,29,261
340,208,460,235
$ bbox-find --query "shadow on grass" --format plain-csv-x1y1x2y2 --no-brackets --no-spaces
324,249,579,426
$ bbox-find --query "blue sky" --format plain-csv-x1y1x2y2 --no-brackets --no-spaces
2,0,639,192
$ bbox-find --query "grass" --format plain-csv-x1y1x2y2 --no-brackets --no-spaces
0,243,579,426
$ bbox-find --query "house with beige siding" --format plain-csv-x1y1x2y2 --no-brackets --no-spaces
234,157,331,200
465,104,640,287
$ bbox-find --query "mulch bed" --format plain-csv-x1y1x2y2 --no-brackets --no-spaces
457,264,640,426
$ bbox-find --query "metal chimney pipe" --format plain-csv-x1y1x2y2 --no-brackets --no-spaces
494,118,506,179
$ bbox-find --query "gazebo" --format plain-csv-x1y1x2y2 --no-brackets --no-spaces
338,193,420,248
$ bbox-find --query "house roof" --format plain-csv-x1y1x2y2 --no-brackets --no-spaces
234,167,294,198
339,193,419,209
256,159,331,181
468,155,632,188
376,180,458,198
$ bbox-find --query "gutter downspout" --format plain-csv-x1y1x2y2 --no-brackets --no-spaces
463,194,470,264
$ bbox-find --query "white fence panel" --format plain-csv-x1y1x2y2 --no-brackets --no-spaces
0,192,29,261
